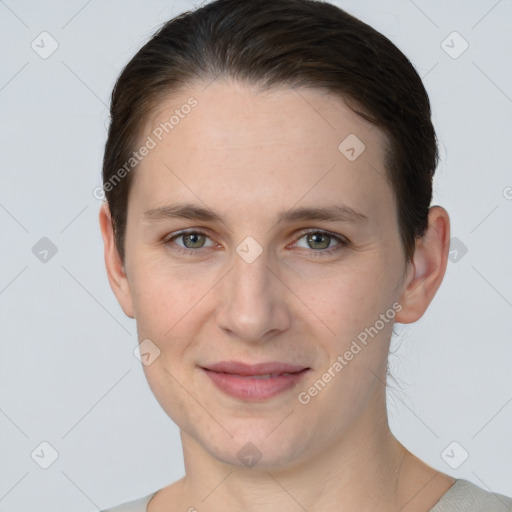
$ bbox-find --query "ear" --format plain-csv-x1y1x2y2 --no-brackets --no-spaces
98,202,135,319
395,206,450,324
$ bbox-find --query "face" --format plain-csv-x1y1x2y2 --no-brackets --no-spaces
110,79,414,470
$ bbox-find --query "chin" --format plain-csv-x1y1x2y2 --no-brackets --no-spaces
204,424,311,471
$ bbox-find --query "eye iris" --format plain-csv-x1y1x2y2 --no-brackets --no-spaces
183,232,205,249
307,233,330,250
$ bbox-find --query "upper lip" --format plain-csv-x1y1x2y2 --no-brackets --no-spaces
201,361,309,376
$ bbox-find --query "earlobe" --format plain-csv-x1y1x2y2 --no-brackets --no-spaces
395,206,450,324
98,202,135,319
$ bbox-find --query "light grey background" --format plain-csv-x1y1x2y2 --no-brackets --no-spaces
1,0,511,510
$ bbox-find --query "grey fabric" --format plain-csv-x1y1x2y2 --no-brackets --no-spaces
101,479,512,511
429,479,512,511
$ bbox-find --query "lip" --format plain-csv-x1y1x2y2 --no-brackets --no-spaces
200,360,311,401
203,360,308,376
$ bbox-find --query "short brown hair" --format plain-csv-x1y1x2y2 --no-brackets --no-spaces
102,0,438,263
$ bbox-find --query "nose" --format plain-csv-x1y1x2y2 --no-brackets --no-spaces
215,246,291,343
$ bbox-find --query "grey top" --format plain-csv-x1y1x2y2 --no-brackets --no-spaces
102,479,512,511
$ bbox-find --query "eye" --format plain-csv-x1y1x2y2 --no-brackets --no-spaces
163,228,349,257
293,229,348,254
164,230,216,255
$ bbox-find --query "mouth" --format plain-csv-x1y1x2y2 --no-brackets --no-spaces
200,361,311,401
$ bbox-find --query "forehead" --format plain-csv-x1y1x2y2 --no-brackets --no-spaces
130,79,394,227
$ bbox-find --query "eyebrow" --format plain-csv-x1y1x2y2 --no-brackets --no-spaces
143,202,368,226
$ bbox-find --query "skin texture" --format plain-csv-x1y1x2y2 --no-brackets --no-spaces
99,79,454,511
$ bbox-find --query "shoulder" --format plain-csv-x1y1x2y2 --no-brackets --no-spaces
430,479,512,511
101,491,158,512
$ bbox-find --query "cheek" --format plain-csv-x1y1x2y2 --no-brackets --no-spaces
131,266,206,423
289,258,396,334
129,256,213,337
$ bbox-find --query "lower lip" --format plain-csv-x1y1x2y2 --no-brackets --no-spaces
202,368,310,401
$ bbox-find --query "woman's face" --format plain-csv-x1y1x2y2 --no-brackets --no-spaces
113,79,413,469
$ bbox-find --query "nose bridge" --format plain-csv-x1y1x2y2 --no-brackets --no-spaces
232,246,270,297
230,245,273,314
229,232,273,295
216,241,289,340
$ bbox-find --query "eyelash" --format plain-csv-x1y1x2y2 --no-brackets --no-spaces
163,228,349,257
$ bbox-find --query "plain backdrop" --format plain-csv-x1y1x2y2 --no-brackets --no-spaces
1,0,511,510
